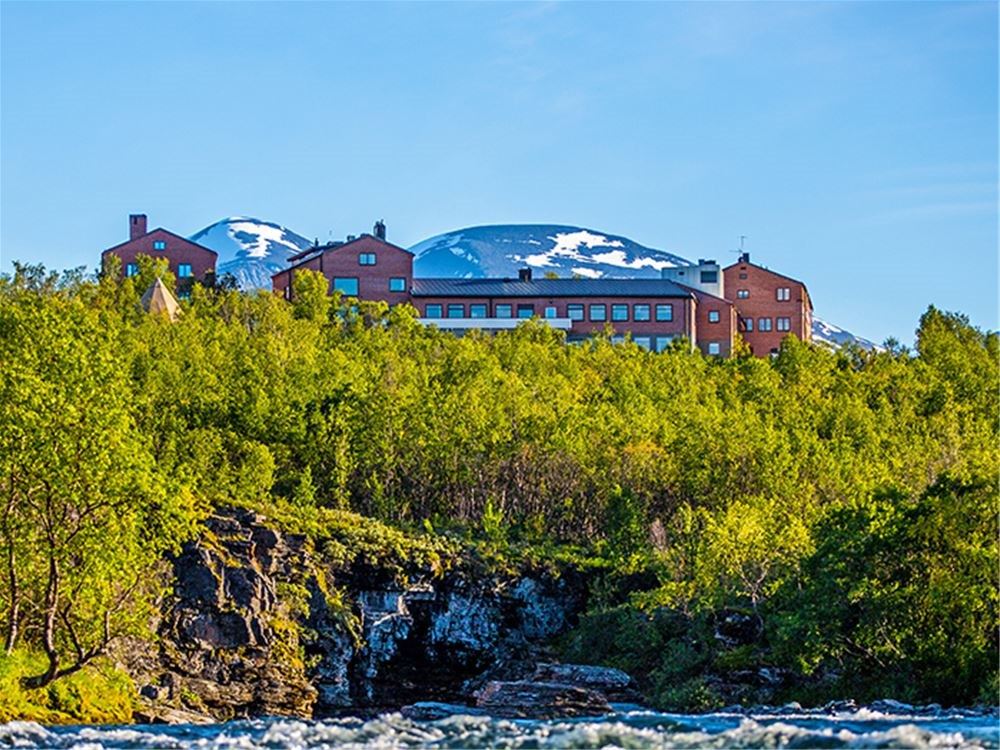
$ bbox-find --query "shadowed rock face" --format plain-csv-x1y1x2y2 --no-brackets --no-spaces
476,680,613,719
144,509,599,721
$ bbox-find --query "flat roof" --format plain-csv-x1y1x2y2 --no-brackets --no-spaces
411,277,694,299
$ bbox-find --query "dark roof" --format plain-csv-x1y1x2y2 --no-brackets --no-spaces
102,227,217,257
411,277,694,299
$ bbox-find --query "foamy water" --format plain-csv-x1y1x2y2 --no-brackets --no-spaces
1,707,997,749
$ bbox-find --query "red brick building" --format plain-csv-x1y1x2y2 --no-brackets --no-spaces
271,226,412,307
273,225,810,358
723,252,813,356
102,214,217,295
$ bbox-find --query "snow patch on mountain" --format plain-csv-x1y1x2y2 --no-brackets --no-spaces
189,217,312,290
812,317,879,351
411,224,689,280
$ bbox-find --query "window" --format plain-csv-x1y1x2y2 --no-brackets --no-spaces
496,304,513,319
178,263,193,278
283,286,291,301
707,342,721,356
447,304,465,318
633,336,652,350
333,277,359,296
544,306,557,319
517,304,534,319
634,304,650,321
655,304,673,322
739,272,748,280
740,317,754,332
589,304,607,322
777,287,790,301
125,263,138,277
737,289,749,299
389,277,407,292
700,270,718,284
425,304,442,318
178,289,191,301
567,304,584,321
469,304,487,318
758,317,773,332
708,310,720,323
359,253,377,266
153,240,166,250
611,304,629,321
655,335,674,352
777,317,791,332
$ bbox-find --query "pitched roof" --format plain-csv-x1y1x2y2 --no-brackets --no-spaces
411,277,695,299
141,277,182,321
723,259,813,310
102,228,217,257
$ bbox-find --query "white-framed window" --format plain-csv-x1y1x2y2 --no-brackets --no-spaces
634,304,650,321
777,317,791,332
153,240,166,250
611,304,629,321
389,277,406,292
655,303,673,322
633,336,652,350
777,287,790,301
359,253,377,266
758,317,773,332
589,304,607,322
425,304,442,318
567,304,584,321
125,263,138,277
470,304,487,318
496,304,512,318
740,317,754,332
708,342,721,355
178,263,193,278
333,277,359,296
708,310,720,323
737,289,749,299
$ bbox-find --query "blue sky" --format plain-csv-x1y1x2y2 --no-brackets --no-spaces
1,1,996,344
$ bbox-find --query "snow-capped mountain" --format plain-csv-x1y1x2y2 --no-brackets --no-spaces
190,217,312,290
409,224,878,350
410,224,690,280
812,318,879,351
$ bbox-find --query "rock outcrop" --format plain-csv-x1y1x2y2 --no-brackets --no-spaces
137,508,612,721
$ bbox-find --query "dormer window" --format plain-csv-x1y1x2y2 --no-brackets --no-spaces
359,253,377,266
153,240,166,250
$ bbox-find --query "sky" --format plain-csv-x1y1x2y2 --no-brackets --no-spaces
1,1,996,345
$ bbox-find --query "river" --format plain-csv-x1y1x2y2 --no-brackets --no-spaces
2,706,997,749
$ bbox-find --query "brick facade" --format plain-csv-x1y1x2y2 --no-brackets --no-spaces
272,235,412,306
102,214,217,292
723,254,812,356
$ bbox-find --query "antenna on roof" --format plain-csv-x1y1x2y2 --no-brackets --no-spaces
739,235,747,251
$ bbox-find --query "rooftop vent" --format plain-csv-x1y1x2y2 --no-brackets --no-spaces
373,220,386,240
518,268,533,282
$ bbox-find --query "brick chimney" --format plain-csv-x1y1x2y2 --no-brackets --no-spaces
129,214,148,240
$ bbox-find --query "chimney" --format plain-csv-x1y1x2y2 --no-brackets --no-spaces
373,219,386,240
739,252,750,264
518,268,532,282
129,214,147,240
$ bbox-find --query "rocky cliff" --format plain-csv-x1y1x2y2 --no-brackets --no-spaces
131,509,601,721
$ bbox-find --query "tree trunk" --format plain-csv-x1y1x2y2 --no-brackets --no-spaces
22,556,59,689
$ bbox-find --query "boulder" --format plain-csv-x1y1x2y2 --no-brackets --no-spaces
400,702,486,721
476,680,613,719
531,663,641,702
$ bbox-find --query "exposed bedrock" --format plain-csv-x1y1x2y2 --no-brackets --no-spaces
134,508,621,721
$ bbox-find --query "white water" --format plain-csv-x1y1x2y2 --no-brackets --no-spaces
2,707,997,749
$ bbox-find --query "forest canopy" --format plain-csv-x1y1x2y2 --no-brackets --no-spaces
0,264,996,712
